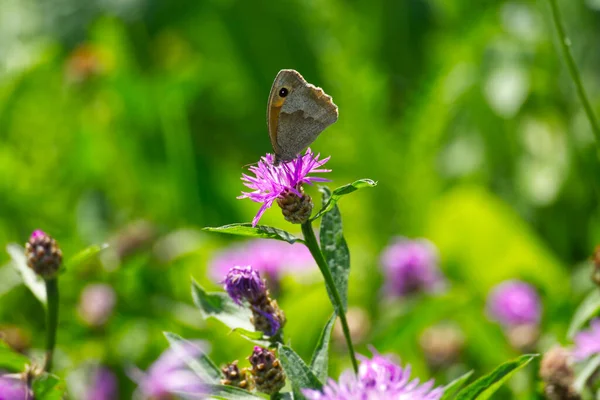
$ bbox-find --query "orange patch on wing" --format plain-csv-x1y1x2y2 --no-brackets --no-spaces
268,104,283,152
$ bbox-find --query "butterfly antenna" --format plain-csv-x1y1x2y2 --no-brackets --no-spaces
241,161,259,169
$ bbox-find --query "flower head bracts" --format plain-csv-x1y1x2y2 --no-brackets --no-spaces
223,266,267,306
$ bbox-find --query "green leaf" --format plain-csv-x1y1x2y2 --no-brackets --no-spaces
309,313,336,383
163,331,221,383
574,353,600,392
455,354,537,400
0,341,29,372
441,370,473,400
426,187,569,299
568,290,600,339
203,223,303,244
189,384,264,399
65,243,109,269
278,344,322,398
32,373,67,400
6,244,46,305
232,327,266,341
310,179,377,221
319,187,350,311
191,280,254,331
191,280,269,344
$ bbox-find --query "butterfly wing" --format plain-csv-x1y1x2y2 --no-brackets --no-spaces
267,70,338,162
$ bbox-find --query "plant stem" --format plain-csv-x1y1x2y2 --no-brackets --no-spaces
44,278,59,372
301,220,358,373
548,0,600,148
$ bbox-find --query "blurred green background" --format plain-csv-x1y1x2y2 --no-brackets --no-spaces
1,0,599,398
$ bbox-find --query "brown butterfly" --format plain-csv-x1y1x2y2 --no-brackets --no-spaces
267,69,338,164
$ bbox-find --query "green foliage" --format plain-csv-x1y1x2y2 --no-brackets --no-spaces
441,371,474,400
0,341,29,372
309,313,336,383
203,224,303,244
163,331,222,383
310,179,377,221
191,280,257,335
568,290,600,339
6,244,47,305
32,374,67,400
454,355,537,400
0,0,598,397
319,187,351,312
278,344,323,398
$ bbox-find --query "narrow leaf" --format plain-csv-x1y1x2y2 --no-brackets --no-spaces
181,384,264,399
455,354,537,400
0,341,29,372
440,370,473,400
163,332,221,383
6,244,46,305
319,187,350,311
191,280,255,333
232,328,265,340
568,289,600,339
309,313,336,383
278,344,322,397
65,244,109,270
310,179,376,221
203,223,303,244
574,353,600,392
32,373,67,400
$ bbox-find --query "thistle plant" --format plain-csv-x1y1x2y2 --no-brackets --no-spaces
24,230,62,372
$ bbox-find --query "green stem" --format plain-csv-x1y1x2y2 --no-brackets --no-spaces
548,0,600,147
301,220,358,373
44,278,59,372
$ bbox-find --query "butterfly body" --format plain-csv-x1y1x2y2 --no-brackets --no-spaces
267,69,338,163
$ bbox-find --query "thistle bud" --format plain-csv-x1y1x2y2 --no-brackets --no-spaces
224,266,267,305
419,323,464,369
250,294,286,337
221,360,253,391
540,346,580,400
277,187,313,224
24,230,62,279
224,266,285,337
249,346,285,395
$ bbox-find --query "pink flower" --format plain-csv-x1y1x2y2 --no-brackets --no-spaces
130,341,207,398
238,149,331,226
380,238,445,297
573,318,600,361
303,349,443,400
209,239,314,283
486,280,541,328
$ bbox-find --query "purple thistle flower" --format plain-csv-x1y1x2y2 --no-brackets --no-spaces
303,349,443,400
486,280,541,328
573,318,600,361
380,237,445,297
209,239,315,283
87,366,118,400
238,149,331,226
0,375,31,400
78,284,117,327
224,265,267,305
30,229,46,240
130,341,207,399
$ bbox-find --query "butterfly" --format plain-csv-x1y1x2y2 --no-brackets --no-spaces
267,69,338,164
